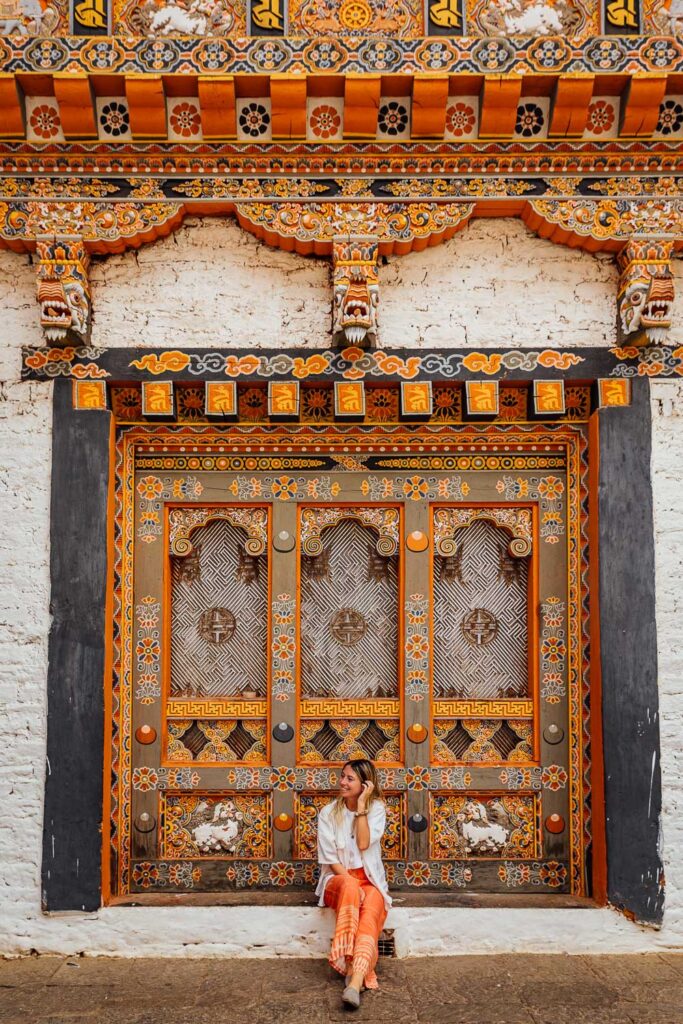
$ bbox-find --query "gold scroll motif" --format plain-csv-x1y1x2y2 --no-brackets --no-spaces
169,506,268,557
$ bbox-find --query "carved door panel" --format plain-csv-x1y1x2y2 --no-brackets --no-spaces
113,422,588,898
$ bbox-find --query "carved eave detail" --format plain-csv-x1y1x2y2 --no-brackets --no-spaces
0,197,681,347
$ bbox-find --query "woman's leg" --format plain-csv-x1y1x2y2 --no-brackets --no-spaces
348,884,387,991
324,874,363,977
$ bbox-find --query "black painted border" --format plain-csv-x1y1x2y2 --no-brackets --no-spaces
42,380,110,912
41,376,665,921
597,378,664,924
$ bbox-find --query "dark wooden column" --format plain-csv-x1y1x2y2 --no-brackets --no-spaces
41,380,111,911
597,377,664,924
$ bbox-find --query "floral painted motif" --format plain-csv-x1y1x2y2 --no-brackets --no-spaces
271,593,295,702
515,103,544,138
586,99,615,136
496,475,564,545
169,102,202,139
135,596,161,705
28,104,61,140
238,102,270,138
445,102,476,138
540,597,567,704
309,104,342,140
541,764,568,791
405,594,429,701
656,99,683,136
377,100,409,137
132,861,201,891
98,101,130,139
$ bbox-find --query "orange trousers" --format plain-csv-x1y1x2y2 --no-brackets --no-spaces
323,867,387,989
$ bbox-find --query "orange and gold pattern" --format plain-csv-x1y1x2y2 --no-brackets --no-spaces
72,380,107,410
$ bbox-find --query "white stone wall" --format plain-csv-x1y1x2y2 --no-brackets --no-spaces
1,217,682,956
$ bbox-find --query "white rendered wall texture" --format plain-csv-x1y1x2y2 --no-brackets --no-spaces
0,216,682,957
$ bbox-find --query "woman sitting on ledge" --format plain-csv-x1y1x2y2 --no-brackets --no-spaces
315,758,391,1010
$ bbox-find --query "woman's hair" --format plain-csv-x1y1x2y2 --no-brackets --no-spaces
333,758,383,822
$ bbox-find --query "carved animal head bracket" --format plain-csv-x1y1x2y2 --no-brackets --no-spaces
332,237,379,347
35,238,91,344
617,239,675,346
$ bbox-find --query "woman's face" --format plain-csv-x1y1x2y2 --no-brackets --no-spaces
339,763,363,799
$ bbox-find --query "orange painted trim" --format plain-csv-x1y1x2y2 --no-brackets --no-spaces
0,74,24,138
198,76,236,139
549,75,595,138
479,75,523,139
101,413,116,906
411,75,449,138
270,76,307,140
53,74,97,139
587,412,607,905
125,75,167,139
343,75,381,138
620,74,667,137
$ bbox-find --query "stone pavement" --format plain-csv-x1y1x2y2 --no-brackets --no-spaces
1,954,682,1024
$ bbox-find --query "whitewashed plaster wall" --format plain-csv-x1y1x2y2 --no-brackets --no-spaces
1,216,682,957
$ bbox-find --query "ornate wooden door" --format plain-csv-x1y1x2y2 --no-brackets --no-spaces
110,419,590,899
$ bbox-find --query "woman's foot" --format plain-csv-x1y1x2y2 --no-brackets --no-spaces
342,985,361,1009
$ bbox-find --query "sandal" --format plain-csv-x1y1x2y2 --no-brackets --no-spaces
342,985,361,1009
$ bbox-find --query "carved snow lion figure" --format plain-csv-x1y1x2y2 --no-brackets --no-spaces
35,241,91,343
0,0,59,35
192,800,244,854
457,800,511,855
477,0,583,35
130,0,235,35
617,239,675,346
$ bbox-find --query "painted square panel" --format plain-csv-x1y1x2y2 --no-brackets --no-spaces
25,96,65,143
160,792,272,859
377,97,411,140
236,98,272,141
514,97,549,140
430,793,539,860
583,96,619,140
95,96,132,141
167,97,203,142
654,96,683,139
307,97,344,141
444,96,479,141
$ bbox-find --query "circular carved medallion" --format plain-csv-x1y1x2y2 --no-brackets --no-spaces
461,608,498,646
340,0,372,30
198,607,236,644
329,607,367,646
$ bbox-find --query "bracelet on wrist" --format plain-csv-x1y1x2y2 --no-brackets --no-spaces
354,809,368,817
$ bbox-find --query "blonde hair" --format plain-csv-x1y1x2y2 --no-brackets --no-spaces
333,758,384,823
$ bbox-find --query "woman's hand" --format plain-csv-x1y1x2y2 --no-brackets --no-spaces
357,780,374,811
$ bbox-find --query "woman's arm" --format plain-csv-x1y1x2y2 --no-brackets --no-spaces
328,862,351,876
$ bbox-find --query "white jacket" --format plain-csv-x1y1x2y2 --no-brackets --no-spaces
315,799,392,911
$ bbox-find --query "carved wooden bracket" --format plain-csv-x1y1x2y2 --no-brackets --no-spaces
332,237,379,346
616,239,675,347
35,239,91,344
0,198,680,347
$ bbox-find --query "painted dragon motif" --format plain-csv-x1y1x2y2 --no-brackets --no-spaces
332,237,379,346
35,240,91,343
617,239,675,346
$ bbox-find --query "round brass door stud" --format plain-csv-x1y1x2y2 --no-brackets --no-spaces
406,530,429,552
135,724,157,745
407,723,428,743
